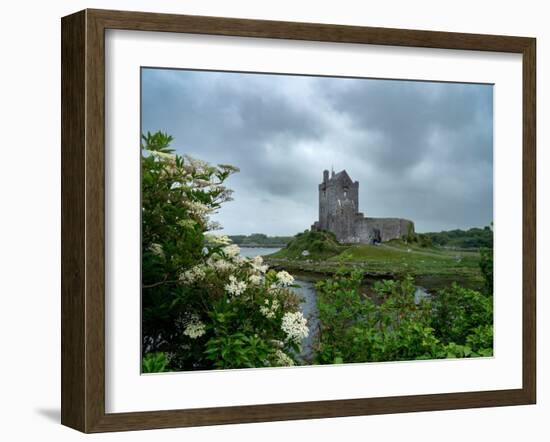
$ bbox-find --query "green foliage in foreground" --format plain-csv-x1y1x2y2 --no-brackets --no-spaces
315,271,493,364
141,131,237,367
142,352,169,373
141,131,308,373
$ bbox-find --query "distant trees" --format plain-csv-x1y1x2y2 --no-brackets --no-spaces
424,226,493,249
227,233,293,247
479,248,493,295
403,232,433,248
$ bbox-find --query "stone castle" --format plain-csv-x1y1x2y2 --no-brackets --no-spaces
311,169,414,244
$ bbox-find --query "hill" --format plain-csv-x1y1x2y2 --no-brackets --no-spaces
268,230,345,260
265,230,487,291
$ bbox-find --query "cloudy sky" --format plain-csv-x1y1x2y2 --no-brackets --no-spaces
141,68,493,235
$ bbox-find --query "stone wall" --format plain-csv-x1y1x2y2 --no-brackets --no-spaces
364,217,415,243
331,217,414,244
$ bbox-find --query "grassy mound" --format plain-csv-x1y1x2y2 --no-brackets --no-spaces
268,230,345,260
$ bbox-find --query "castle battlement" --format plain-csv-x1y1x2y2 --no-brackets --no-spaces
312,169,414,244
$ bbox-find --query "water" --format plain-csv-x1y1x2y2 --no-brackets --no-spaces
238,246,281,258
292,277,320,363
414,286,430,303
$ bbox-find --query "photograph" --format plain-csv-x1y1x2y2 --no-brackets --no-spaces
140,67,494,373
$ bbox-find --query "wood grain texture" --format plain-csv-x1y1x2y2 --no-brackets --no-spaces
522,38,537,404
90,8,532,52
85,9,108,433
60,8,537,433
61,10,86,432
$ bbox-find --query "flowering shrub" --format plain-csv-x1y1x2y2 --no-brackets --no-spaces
172,244,309,370
141,131,308,371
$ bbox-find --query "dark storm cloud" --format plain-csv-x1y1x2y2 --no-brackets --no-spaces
142,68,493,235
322,79,493,169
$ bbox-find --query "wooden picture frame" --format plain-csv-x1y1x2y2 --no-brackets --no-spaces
61,8,536,433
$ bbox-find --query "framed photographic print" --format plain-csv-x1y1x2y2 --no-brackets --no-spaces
61,9,536,433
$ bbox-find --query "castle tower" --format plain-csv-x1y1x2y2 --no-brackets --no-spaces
312,168,414,244
316,169,359,235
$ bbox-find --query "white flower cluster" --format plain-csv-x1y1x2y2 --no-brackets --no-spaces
185,200,212,217
259,298,280,319
183,316,206,339
273,349,294,367
249,274,264,285
148,243,164,258
148,150,176,161
179,265,206,283
194,178,213,188
232,254,246,265
177,219,197,229
184,155,209,171
276,270,295,287
251,255,269,274
222,244,241,258
225,275,247,296
207,256,235,272
206,234,232,245
281,311,309,344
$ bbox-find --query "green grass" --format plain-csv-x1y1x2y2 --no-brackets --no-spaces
333,243,481,283
266,233,485,291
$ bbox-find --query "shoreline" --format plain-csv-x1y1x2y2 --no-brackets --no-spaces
264,257,483,292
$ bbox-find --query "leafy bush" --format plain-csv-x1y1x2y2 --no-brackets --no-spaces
141,131,308,372
315,271,493,364
316,272,438,363
430,283,492,344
